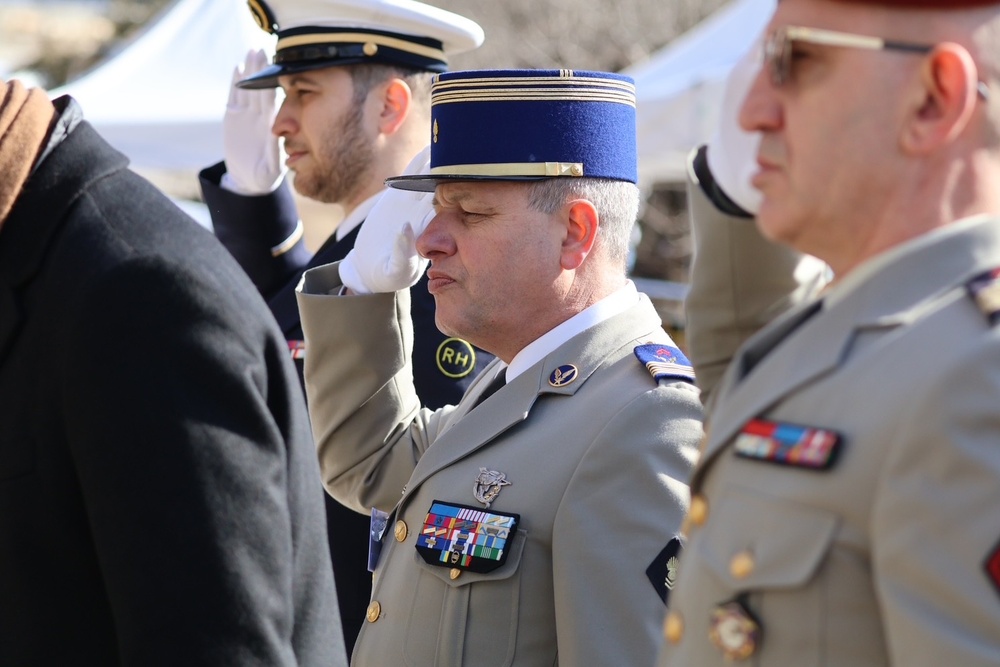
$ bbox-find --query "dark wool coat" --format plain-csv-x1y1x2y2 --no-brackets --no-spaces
0,110,344,666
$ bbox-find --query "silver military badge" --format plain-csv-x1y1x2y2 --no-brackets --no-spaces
473,467,511,508
665,556,679,590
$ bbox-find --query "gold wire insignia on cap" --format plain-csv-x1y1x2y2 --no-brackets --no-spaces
433,119,439,144
363,42,379,56
246,0,278,34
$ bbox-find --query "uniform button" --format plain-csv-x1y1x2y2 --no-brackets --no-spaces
729,550,755,580
366,600,381,623
664,610,684,644
689,495,708,527
394,520,408,542
450,568,462,580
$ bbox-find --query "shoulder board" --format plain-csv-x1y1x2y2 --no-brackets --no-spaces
633,343,695,384
966,268,1000,325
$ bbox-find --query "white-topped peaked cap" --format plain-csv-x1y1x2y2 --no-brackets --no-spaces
239,0,485,89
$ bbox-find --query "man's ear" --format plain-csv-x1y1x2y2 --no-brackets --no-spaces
560,199,600,270
378,78,413,135
902,43,980,154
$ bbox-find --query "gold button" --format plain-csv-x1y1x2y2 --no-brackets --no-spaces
729,550,755,580
570,164,583,176
363,42,378,56
664,610,684,644
689,495,708,527
394,520,408,542
366,600,381,623
449,568,462,580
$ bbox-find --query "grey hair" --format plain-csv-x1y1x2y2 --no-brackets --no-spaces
525,177,640,271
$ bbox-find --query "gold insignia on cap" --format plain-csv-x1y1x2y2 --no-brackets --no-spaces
363,42,379,56
433,119,440,144
548,364,579,387
246,0,278,34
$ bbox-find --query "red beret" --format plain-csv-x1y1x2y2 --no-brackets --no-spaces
831,0,999,6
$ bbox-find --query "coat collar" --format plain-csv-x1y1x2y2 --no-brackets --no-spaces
0,121,126,365
695,216,1000,487
400,293,667,502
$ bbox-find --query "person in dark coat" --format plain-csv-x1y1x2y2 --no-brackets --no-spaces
198,0,492,653
0,78,344,667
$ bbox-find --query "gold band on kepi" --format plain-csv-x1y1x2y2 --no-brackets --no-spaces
386,69,638,192
236,0,484,89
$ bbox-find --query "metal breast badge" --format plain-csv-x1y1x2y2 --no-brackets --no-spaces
473,467,511,508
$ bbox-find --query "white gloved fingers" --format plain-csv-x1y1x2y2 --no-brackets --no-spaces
222,48,286,195
227,63,244,109
343,146,437,293
387,222,429,279
246,49,273,116
707,34,764,215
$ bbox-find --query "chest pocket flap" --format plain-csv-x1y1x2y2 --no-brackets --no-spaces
700,486,839,589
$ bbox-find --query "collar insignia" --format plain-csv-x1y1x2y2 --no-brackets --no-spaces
548,364,579,387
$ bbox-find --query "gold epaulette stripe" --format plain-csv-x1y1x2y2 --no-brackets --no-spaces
432,76,635,94
432,92,635,107
429,162,585,177
277,32,446,61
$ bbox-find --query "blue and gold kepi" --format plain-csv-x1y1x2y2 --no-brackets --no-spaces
385,69,638,192
238,0,485,90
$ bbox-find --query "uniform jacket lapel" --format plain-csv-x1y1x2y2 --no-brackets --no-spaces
402,294,665,500
697,216,1000,477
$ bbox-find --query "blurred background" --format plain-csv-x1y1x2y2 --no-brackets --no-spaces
0,0,773,335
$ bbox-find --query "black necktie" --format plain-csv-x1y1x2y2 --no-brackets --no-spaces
472,369,507,409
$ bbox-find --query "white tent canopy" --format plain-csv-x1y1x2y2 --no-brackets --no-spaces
626,0,775,185
50,0,273,172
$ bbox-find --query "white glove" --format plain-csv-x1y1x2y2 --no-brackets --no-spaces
706,35,764,215
221,48,286,195
339,147,434,294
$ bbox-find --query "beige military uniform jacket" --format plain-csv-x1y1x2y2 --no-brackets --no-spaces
659,161,1000,665
296,262,703,667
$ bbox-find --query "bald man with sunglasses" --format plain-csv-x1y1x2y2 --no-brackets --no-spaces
660,0,1000,664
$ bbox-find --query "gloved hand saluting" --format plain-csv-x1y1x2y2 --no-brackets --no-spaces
339,147,434,294
221,48,287,195
706,34,764,216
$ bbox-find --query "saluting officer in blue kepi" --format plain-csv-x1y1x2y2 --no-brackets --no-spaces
199,0,494,655
295,68,704,666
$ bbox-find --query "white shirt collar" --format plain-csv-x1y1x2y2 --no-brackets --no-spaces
502,281,639,382
335,191,383,241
